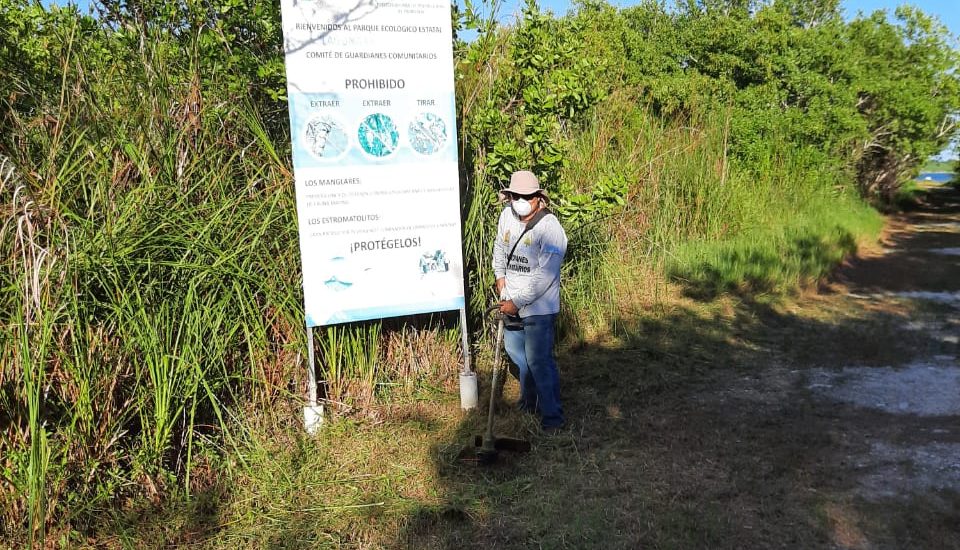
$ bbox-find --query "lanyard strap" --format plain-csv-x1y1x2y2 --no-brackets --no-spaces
505,208,551,268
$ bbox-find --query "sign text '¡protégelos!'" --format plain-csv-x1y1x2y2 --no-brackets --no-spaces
350,236,421,253
345,78,405,90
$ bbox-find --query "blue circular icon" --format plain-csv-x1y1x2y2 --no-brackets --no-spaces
303,115,349,160
408,112,448,155
358,113,399,158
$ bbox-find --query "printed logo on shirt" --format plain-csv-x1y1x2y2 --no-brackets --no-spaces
503,230,511,244
507,254,531,273
523,235,533,247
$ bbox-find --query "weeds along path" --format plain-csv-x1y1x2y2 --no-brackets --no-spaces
398,184,960,549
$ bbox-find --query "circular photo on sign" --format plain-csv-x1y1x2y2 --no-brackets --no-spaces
303,114,349,161
357,113,400,158
408,112,448,156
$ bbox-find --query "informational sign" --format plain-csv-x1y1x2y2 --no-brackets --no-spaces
280,0,465,327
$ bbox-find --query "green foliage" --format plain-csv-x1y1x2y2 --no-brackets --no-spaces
319,323,382,407
462,0,607,186
97,0,287,126
0,22,300,539
581,0,959,203
848,7,960,201
554,173,627,227
668,191,882,298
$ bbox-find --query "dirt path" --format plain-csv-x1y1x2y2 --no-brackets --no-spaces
813,185,960,487
404,184,960,549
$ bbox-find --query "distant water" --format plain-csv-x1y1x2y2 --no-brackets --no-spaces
916,172,955,183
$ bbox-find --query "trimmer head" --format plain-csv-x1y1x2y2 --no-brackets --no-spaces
476,446,499,465
474,435,532,453
468,434,531,465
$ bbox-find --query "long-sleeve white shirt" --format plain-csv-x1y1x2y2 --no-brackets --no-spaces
492,207,568,317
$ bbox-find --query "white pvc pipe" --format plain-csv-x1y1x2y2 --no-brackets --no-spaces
458,307,478,410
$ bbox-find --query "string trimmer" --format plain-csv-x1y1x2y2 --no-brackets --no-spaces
470,304,531,465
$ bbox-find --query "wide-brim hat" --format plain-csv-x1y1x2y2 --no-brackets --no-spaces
499,170,546,201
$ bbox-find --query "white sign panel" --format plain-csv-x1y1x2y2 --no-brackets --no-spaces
280,0,465,327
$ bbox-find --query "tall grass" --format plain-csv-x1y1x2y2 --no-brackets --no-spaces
2,135,66,542
319,323,381,410
1,24,305,539
555,92,882,337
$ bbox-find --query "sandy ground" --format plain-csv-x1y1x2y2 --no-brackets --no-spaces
806,185,960,506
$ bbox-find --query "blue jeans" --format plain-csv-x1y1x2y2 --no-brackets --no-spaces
503,314,565,429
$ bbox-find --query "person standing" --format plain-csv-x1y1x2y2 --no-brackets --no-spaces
492,170,568,432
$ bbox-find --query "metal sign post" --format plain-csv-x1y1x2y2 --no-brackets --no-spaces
303,325,323,433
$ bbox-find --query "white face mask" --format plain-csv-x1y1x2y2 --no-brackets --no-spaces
511,198,533,217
